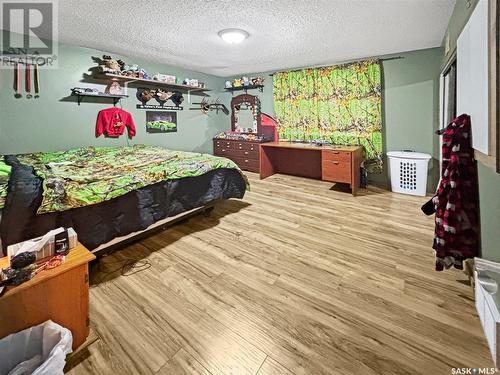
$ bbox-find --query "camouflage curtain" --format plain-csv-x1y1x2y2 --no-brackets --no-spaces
273,60,383,172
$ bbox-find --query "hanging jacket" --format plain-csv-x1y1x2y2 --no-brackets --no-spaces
422,114,479,271
96,107,136,138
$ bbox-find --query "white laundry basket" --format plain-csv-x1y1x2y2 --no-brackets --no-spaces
387,151,432,196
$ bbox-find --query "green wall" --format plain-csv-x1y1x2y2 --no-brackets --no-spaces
0,35,230,155
225,47,443,190
443,0,500,261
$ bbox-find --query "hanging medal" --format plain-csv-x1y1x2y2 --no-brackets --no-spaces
25,63,32,99
14,63,22,98
34,64,40,99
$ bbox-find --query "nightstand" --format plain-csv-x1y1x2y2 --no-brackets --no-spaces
0,243,95,350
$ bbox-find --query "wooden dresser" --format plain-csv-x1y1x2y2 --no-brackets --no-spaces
0,244,95,350
260,142,363,195
213,138,266,173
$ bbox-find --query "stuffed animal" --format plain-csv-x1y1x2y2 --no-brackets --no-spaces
251,76,265,85
137,68,149,79
117,59,127,71
99,55,121,74
225,80,232,88
136,88,155,105
241,77,250,86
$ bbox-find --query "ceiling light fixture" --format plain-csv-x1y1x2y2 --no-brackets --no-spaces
218,28,249,44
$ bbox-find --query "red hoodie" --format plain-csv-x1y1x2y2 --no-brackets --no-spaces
95,107,136,138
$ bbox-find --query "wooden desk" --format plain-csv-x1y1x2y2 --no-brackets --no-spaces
260,142,363,195
0,244,95,350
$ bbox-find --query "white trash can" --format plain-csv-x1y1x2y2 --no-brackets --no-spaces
387,151,432,196
0,320,73,375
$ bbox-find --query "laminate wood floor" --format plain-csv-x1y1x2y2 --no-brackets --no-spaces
66,173,492,375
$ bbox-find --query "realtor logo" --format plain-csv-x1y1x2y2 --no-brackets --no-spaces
0,1,58,68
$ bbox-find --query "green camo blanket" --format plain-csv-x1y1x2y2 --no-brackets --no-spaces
17,145,246,214
0,158,11,210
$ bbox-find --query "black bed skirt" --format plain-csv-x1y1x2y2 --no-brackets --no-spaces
0,156,246,255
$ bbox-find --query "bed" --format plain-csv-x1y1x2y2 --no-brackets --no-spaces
0,145,247,255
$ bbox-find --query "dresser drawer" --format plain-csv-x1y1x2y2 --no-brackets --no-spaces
214,145,233,156
322,150,352,163
215,148,259,160
322,159,351,183
214,140,234,149
232,142,258,152
237,148,259,159
227,156,260,172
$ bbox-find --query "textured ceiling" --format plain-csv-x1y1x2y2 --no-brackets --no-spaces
58,0,455,77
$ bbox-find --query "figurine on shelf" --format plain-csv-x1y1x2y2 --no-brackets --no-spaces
118,63,149,79
137,68,149,80
251,76,265,85
225,80,232,88
241,77,250,86
98,55,121,74
117,59,128,71
71,87,99,95
233,78,241,87
182,78,198,87
128,64,139,72
152,73,167,81
153,74,176,84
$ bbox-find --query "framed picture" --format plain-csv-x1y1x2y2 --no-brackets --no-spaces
145,111,177,133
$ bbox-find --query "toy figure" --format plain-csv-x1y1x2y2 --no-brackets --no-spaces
241,77,250,86
117,59,128,71
252,76,265,85
152,73,167,81
137,68,149,79
225,80,232,88
99,55,121,74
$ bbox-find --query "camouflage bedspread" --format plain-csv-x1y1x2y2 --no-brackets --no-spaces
17,144,247,214
0,158,11,210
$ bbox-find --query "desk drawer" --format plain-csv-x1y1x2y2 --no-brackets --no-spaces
322,159,351,183
322,150,352,162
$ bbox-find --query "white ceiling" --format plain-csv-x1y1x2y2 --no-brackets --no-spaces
58,0,455,77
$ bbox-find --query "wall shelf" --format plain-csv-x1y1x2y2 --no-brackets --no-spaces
71,92,128,106
97,73,210,92
95,73,210,104
225,85,264,94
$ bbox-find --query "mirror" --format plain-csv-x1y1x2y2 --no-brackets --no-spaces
231,94,261,133
234,102,256,132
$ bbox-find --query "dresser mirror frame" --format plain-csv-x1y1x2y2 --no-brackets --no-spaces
231,94,261,134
